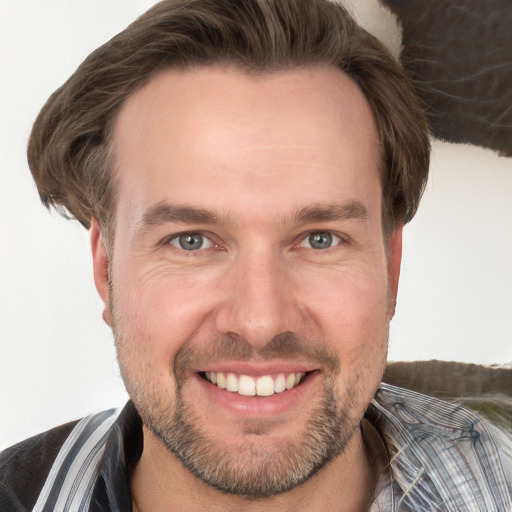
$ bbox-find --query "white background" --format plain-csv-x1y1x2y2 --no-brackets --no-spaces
1,0,511,450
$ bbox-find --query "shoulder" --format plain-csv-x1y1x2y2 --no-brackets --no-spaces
369,383,512,509
0,421,79,511
371,382,512,469
372,382,511,443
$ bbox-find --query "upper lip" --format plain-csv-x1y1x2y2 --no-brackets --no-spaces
194,361,318,376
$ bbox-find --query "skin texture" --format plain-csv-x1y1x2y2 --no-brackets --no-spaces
91,65,402,512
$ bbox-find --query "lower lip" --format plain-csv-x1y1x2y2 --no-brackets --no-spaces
193,372,319,418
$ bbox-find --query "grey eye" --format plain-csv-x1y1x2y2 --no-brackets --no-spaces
309,232,333,249
300,231,341,250
170,233,212,251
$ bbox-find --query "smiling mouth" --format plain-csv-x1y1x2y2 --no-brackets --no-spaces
201,371,309,397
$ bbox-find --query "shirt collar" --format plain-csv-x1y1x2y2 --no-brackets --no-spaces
90,401,143,512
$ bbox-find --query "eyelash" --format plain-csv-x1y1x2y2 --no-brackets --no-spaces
298,232,343,250
167,232,217,252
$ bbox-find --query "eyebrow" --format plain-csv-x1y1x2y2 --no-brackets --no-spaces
292,202,368,224
141,202,220,227
138,200,369,234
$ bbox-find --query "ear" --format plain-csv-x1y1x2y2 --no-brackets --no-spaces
90,218,112,327
387,226,403,318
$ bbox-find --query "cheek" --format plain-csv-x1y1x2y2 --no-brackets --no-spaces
111,277,192,404
303,267,389,390
306,266,390,339
112,268,219,366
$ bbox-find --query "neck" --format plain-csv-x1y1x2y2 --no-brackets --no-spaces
130,423,381,512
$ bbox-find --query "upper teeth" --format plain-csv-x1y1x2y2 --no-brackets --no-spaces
204,371,306,396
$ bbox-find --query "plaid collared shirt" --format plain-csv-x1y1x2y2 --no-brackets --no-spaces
368,384,512,511
2,384,511,511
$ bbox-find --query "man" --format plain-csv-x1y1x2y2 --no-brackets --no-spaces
0,0,510,511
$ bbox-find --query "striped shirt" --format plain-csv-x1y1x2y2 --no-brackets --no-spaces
1,383,511,511
368,385,512,511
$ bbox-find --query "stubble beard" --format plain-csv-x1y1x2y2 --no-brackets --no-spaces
114,327,370,500
146,371,358,499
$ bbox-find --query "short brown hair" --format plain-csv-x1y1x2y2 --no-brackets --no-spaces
28,0,430,244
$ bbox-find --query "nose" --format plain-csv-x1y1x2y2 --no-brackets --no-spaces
214,248,302,349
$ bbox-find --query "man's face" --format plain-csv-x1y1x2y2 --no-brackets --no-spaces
92,66,401,497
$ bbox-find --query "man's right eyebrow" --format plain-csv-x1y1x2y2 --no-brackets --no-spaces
140,202,220,228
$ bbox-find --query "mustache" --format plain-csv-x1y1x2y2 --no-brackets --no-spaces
173,331,340,381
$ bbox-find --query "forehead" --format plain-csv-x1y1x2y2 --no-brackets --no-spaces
111,65,381,230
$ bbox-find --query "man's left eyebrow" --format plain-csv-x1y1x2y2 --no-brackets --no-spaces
293,202,369,224
141,202,220,228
